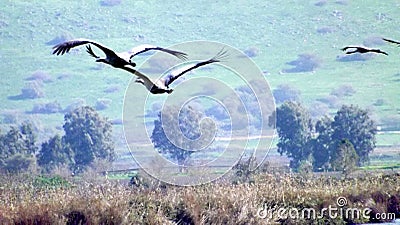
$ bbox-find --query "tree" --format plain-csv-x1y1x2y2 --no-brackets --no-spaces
63,106,114,173
0,126,21,159
310,105,377,171
331,105,377,165
312,116,333,171
151,105,215,171
37,135,72,173
19,122,38,155
331,139,358,176
276,101,313,170
0,123,37,173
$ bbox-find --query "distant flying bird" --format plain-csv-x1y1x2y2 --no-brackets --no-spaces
122,49,228,94
341,46,388,56
382,37,400,46
52,38,188,68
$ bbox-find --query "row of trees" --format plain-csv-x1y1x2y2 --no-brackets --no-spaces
1,100,376,176
0,106,114,174
150,101,376,175
275,101,377,173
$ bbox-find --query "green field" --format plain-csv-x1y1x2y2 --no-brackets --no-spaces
1,1,399,170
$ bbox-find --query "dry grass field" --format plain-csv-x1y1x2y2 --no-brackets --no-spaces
0,170,399,224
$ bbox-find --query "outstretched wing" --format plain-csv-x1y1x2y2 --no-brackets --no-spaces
372,49,388,56
341,46,358,51
382,38,400,46
86,45,100,59
120,66,155,90
165,48,228,87
129,44,188,60
52,38,116,57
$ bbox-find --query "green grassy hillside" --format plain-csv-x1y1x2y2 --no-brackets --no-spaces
1,0,399,169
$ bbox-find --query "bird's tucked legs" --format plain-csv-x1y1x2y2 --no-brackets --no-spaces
128,60,136,67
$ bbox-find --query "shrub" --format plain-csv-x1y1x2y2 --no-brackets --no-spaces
316,26,334,34
57,73,72,80
2,154,35,173
373,98,385,106
25,70,53,83
244,46,259,57
316,94,340,108
30,101,62,114
63,98,86,113
8,81,45,100
100,0,122,6
21,81,45,99
273,84,301,104
314,0,327,6
282,53,322,73
95,98,112,110
45,32,74,45
330,84,356,98
33,175,70,188
103,85,120,93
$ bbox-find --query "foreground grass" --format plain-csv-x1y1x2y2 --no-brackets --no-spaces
0,171,399,224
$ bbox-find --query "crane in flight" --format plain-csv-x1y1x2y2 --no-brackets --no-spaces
121,49,228,94
52,38,188,68
341,46,388,56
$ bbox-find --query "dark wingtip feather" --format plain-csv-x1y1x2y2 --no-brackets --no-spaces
176,52,189,61
164,48,188,61
382,37,400,46
52,45,61,55
86,45,99,58
209,47,229,63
